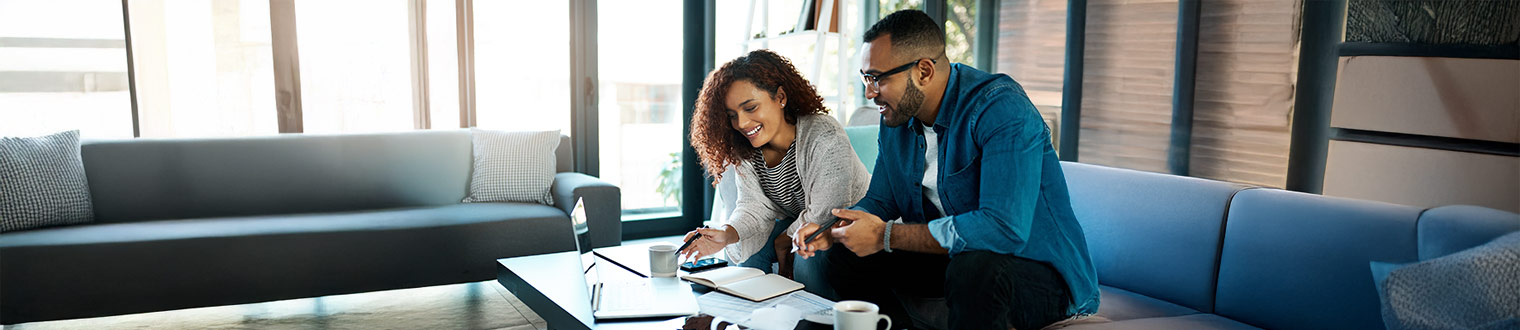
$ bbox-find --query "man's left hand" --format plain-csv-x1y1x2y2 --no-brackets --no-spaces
829,209,885,256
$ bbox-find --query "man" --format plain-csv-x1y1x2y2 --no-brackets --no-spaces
793,9,1099,330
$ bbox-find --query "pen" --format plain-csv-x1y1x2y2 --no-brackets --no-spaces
804,216,843,244
675,228,703,254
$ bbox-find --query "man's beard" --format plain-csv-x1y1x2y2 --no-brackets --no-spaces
880,82,926,127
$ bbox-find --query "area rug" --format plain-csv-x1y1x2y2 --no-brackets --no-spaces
2,281,546,330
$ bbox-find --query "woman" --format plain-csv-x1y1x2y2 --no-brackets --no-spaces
679,49,870,289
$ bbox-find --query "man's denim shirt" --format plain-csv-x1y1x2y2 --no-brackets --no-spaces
851,63,1100,315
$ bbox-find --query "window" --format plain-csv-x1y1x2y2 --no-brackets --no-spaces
998,0,1299,187
295,0,415,134
944,0,977,65
997,0,1066,150
472,0,570,134
1187,0,1299,187
880,0,923,18
0,0,133,139
127,0,277,138
1075,0,1178,174
424,0,459,129
599,0,684,216
716,0,865,126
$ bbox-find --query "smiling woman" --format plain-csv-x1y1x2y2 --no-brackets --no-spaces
690,49,828,183
685,49,868,298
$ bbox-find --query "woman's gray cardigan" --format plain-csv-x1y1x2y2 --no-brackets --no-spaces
721,114,871,263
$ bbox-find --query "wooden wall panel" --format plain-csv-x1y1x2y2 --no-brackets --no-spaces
1326,141,1520,213
1332,56,1520,144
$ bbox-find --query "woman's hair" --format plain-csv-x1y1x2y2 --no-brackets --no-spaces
691,49,829,185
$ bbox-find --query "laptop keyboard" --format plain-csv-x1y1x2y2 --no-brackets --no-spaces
598,281,655,311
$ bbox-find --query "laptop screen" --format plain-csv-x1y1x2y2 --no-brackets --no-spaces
570,198,599,301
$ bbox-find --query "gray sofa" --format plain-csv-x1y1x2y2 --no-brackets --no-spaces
0,130,621,324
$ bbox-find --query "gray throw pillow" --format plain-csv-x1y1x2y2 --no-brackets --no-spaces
462,129,560,205
1377,231,1520,330
1,130,95,232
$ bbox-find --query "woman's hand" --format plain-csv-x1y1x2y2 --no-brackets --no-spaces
792,221,841,259
678,226,738,262
774,233,795,279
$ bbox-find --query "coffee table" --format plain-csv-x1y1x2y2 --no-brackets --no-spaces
496,244,828,330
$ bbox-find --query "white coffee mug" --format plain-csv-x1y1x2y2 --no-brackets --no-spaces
648,244,679,277
833,300,891,330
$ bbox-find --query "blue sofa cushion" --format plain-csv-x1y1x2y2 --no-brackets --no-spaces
843,125,878,175
1092,285,1200,322
1417,205,1520,260
1061,162,1245,313
1063,313,1259,330
1215,188,1422,330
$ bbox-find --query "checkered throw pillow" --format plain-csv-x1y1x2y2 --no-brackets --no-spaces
1,130,95,233
462,129,560,205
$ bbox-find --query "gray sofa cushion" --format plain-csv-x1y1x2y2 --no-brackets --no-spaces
1,130,94,232
81,130,476,223
0,203,575,323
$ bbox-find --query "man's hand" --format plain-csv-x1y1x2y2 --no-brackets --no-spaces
792,222,837,259
829,209,887,256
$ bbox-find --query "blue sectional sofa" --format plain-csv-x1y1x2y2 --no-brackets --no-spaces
834,124,1519,329
1060,162,1520,329
0,130,622,324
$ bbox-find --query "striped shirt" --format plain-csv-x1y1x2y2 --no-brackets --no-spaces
749,140,806,217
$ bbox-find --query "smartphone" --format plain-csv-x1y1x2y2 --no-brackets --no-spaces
679,258,728,273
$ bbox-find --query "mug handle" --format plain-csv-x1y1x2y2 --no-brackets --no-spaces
877,315,892,330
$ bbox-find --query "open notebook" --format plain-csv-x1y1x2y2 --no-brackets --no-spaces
681,267,804,302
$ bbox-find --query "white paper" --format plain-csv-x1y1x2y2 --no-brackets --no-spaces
748,305,803,330
696,290,836,327
772,290,835,325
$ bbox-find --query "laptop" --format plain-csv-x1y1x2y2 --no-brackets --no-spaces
569,198,699,320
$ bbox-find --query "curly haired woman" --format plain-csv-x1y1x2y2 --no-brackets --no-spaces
677,49,870,296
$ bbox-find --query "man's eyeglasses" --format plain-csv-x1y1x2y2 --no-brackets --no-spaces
860,58,935,92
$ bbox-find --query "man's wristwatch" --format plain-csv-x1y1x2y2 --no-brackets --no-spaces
882,220,895,253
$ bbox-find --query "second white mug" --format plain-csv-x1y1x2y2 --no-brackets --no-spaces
647,244,678,277
833,300,891,330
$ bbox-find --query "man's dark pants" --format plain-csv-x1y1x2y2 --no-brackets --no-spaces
825,249,1072,329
